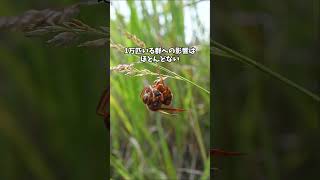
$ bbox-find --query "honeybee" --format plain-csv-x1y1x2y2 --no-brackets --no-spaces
140,76,184,114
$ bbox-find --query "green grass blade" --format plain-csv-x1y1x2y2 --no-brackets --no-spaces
213,41,320,102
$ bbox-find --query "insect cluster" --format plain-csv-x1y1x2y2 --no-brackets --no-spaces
140,76,184,114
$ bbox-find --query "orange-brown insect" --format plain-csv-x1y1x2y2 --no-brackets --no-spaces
97,88,110,129
140,76,185,114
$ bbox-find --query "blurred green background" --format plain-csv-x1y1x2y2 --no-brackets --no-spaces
0,1,107,180
110,1,210,179
213,0,320,179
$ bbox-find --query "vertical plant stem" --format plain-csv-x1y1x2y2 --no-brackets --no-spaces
156,115,177,179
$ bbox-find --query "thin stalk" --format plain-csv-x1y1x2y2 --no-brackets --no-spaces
56,25,107,36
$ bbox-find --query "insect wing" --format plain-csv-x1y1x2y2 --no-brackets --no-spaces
210,149,245,157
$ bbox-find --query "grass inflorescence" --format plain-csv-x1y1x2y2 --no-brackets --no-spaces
110,2,211,178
